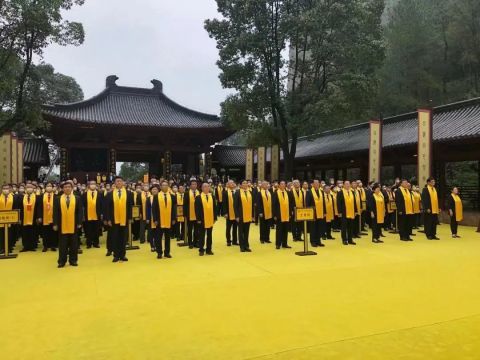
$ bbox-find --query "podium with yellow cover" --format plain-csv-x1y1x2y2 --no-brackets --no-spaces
294,207,317,256
0,210,20,260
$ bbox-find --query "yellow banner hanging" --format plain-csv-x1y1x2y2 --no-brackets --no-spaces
245,148,254,181
0,133,12,185
257,147,266,182
271,145,280,181
368,120,382,182
11,136,18,184
418,109,433,186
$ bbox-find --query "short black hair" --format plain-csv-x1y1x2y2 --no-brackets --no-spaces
426,177,435,183
114,176,123,181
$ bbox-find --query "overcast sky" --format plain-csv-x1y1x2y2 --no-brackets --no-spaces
43,0,230,115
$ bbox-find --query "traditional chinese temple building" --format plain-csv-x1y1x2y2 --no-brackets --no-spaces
41,76,231,180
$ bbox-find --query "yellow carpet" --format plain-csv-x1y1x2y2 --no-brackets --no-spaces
1,220,480,360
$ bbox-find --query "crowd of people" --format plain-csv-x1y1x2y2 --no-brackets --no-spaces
0,174,464,268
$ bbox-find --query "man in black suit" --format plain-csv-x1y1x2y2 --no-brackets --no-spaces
53,181,83,268
82,180,103,249
222,180,238,246
272,180,294,249
234,180,254,252
195,183,217,256
151,180,177,259
104,176,134,262
183,180,200,249
422,177,440,240
395,179,414,241
336,180,358,245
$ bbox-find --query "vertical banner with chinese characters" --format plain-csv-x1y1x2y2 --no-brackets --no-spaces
418,109,433,186
163,150,172,178
368,120,382,182
11,135,18,184
0,133,12,185
245,148,254,181
109,149,116,176
60,148,68,180
270,145,280,181
257,146,266,182
17,140,24,183
204,152,212,177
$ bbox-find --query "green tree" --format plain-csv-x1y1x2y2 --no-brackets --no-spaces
206,0,384,178
119,163,149,183
377,0,480,116
0,0,85,132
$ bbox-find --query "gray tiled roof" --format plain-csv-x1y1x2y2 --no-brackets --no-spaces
297,97,480,159
212,145,246,167
214,97,480,166
42,77,222,129
24,139,49,166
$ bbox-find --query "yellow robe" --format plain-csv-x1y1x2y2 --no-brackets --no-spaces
277,191,289,222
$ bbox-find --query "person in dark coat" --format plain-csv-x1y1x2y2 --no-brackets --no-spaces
53,181,83,267
195,183,217,256
446,187,463,238
272,180,294,250
234,180,255,252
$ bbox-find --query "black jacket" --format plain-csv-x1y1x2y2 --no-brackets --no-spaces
336,189,358,217
256,189,273,218
82,190,103,221
53,194,83,234
395,187,412,214
305,188,326,219
234,189,255,223
151,192,177,228
104,189,134,224
222,189,236,219
367,193,385,221
194,193,217,227
271,189,294,222
446,193,461,218
421,186,438,213
183,189,199,222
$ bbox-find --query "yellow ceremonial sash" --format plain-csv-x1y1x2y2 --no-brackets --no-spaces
401,188,413,215
176,193,184,222
311,188,324,219
142,192,149,221
325,194,334,222
113,188,127,226
260,189,272,220
342,189,355,219
86,190,98,221
227,190,235,220
427,186,439,214
0,194,14,211
240,190,253,223
201,193,214,228
158,192,172,229
387,192,395,213
277,191,289,222
332,192,339,216
292,189,304,208
23,194,36,225
60,194,76,234
217,186,223,202
452,194,463,222
373,193,385,224
359,188,367,211
189,190,199,221
42,193,54,225
412,192,421,214
353,189,362,215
